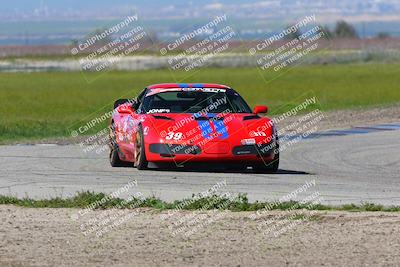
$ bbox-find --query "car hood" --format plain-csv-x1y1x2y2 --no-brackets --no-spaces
144,113,274,144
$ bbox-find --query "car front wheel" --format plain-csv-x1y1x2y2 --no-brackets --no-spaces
134,125,148,170
254,151,279,173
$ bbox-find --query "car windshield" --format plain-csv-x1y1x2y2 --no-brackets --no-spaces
138,89,252,114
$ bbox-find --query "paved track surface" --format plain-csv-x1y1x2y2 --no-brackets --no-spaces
1,129,399,205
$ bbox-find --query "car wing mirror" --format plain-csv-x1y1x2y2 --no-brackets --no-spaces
116,103,134,114
253,105,268,114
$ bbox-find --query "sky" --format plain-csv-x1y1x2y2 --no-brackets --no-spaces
1,0,241,11
2,0,398,13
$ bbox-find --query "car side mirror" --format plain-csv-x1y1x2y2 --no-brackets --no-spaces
116,103,134,114
253,105,268,114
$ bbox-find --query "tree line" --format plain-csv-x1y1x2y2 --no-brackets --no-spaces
286,20,392,40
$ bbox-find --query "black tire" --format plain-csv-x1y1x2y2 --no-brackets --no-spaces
109,123,126,167
254,151,279,174
134,125,148,170
269,152,279,173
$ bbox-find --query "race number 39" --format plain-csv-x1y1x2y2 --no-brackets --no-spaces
165,132,183,140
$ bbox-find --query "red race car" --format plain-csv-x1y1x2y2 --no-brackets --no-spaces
109,83,279,172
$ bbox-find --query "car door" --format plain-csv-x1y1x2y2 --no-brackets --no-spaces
117,89,148,162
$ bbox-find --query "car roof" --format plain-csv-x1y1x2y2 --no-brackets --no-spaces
147,83,231,90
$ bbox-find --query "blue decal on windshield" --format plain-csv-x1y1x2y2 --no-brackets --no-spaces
177,83,189,88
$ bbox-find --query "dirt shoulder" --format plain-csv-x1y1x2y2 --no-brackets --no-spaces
276,104,400,133
1,206,399,266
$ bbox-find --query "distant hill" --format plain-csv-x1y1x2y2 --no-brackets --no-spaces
1,0,399,45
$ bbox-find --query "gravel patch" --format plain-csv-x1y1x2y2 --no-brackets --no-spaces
277,104,400,133
1,206,399,266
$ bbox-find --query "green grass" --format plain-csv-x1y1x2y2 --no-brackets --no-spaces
1,191,399,212
1,64,400,142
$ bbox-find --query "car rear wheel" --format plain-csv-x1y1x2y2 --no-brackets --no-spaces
109,124,126,167
134,125,148,170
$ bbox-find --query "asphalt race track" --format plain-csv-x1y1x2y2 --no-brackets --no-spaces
1,127,399,206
